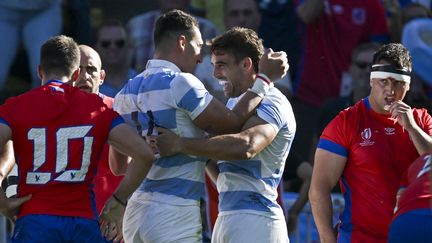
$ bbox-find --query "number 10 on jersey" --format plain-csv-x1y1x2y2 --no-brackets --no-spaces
26,126,93,184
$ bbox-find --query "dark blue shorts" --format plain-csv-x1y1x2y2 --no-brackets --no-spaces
388,208,432,243
12,214,106,243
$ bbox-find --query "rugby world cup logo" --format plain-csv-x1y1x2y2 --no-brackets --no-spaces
361,128,371,140
360,128,374,146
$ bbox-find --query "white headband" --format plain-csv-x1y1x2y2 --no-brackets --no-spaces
370,71,411,84
370,64,411,84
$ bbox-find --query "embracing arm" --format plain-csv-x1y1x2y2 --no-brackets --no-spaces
158,115,277,160
309,148,346,243
106,123,154,203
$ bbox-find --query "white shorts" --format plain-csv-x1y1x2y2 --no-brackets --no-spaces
122,194,202,243
212,213,289,243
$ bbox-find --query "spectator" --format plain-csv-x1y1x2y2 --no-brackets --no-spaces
95,19,137,98
127,0,219,72
62,0,92,45
190,0,224,32
257,0,300,81
291,0,389,164
0,0,62,89
387,1,431,42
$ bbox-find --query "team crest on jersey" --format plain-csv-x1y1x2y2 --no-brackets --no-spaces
360,128,375,146
51,86,64,93
384,127,395,135
352,8,366,25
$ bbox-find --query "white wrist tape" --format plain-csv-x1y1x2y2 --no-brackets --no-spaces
248,73,271,97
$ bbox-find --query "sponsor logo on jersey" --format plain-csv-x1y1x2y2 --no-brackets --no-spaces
384,127,395,135
360,128,375,146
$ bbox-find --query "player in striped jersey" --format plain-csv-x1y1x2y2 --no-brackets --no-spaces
109,10,289,243
156,27,295,243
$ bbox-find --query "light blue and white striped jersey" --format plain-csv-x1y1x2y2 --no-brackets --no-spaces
217,87,296,219
113,59,213,205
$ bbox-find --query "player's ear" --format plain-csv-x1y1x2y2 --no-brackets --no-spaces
242,57,253,71
100,69,106,85
37,65,44,83
71,68,80,82
177,35,187,52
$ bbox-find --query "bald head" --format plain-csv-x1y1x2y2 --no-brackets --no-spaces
79,45,102,69
77,45,105,94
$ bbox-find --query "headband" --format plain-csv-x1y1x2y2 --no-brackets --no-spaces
370,64,411,84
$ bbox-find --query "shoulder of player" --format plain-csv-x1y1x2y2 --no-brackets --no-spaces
412,107,432,129
102,95,114,109
412,107,430,118
260,89,294,123
173,72,202,85
262,87,289,106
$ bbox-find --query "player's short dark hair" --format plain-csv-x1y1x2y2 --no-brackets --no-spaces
40,35,80,77
210,27,264,73
153,9,199,49
373,43,412,71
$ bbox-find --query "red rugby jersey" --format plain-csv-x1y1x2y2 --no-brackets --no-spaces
93,94,124,213
0,80,123,219
395,154,431,218
318,98,432,241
